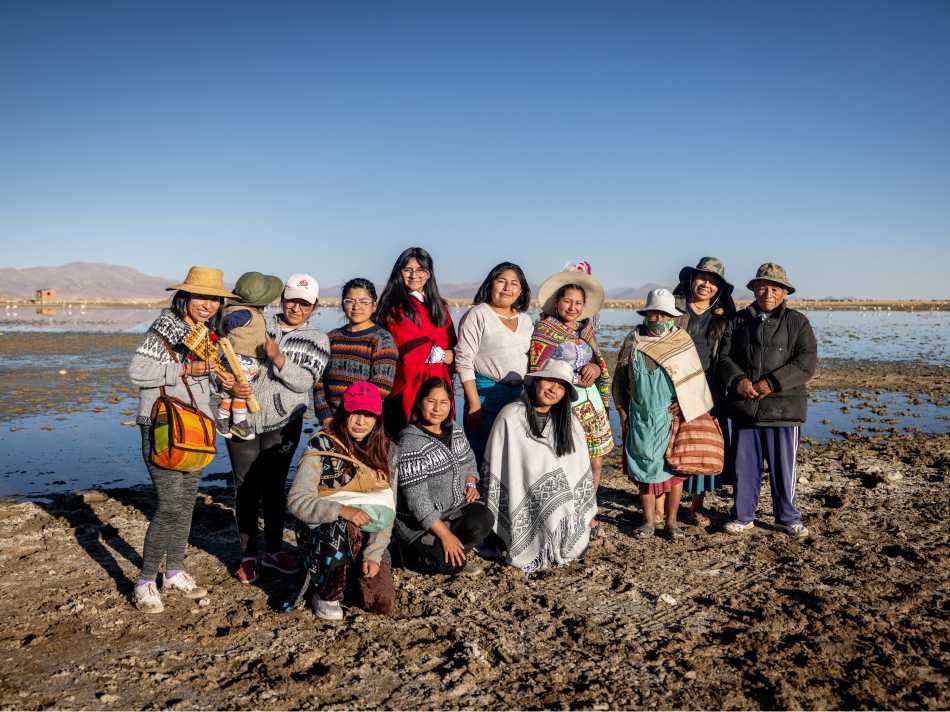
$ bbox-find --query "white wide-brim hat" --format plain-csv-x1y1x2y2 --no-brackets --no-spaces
538,262,605,321
636,287,683,317
523,359,579,402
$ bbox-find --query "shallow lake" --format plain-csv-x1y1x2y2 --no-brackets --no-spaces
1,305,948,364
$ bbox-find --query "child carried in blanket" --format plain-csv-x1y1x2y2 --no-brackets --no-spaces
215,272,284,441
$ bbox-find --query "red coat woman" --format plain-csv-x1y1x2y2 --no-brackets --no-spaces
374,247,457,435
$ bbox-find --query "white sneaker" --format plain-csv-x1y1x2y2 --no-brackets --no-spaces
313,596,344,621
724,520,754,534
163,571,208,599
133,581,165,613
780,521,810,538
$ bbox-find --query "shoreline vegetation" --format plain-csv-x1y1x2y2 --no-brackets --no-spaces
4,296,949,311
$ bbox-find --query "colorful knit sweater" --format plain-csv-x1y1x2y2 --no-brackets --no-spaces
529,316,611,406
312,324,399,421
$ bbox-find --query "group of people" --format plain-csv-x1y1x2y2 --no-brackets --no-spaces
129,248,818,620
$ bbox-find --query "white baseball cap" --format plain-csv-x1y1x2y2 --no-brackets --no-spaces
283,273,319,304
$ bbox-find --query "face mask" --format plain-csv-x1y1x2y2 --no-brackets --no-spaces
645,318,675,336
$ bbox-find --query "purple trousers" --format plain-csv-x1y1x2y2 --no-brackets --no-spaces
731,424,802,526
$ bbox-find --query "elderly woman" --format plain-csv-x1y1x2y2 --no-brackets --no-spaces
455,261,533,467
484,360,595,573
129,266,237,613
672,257,737,526
718,263,817,538
613,288,714,540
226,273,330,584
530,262,613,494
374,247,457,437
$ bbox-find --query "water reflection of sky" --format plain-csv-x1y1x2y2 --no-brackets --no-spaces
2,306,948,364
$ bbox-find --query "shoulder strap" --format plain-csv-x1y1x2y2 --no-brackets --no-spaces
153,330,201,409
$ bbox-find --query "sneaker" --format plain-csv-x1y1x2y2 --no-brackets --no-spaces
236,557,258,584
133,581,164,613
780,521,810,538
313,596,344,621
261,551,300,574
163,571,207,599
215,416,233,439
230,421,255,441
724,520,754,534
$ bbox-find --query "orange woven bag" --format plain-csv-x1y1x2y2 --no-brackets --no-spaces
665,407,724,476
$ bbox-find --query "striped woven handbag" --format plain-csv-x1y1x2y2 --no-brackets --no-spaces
148,335,217,472
665,408,724,476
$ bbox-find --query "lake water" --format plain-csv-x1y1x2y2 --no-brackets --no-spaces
2,305,949,364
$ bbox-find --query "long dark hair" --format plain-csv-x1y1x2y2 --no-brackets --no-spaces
341,277,378,302
170,290,224,332
472,261,531,312
672,274,737,358
522,382,575,457
330,405,391,475
410,377,454,434
374,247,449,328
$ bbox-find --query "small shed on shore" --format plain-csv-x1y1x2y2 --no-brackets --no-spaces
35,288,56,303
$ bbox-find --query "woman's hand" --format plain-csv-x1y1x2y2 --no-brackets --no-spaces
218,373,236,390
362,560,380,578
578,362,601,387
264,337,286,370
232,382,253,399
340,506,370,527
439,531,466,568
736,378,758,400
464,477,480,502
443,349,454,365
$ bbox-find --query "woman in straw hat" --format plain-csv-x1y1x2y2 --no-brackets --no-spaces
483,359,596,573
612,288,714,540
672,257,737,527
529,262,613,502
128,266,238,614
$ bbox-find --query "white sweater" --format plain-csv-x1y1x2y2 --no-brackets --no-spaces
454,303,533,385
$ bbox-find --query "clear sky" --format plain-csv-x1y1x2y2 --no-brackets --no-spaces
1,1,948,298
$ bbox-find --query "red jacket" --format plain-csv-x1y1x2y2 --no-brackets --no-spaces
383,297,456,421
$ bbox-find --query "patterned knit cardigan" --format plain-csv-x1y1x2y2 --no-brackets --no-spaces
529,316,611,406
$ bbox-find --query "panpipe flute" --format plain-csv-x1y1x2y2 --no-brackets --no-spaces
181,320,231,381
218,337,261,413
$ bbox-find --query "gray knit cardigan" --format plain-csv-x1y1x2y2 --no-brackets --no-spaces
394,424,479,544
245,314,330,434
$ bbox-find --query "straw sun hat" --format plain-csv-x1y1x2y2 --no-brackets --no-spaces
166,266,238,299
538,261,606,321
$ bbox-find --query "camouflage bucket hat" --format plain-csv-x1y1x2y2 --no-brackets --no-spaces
678,256,734,298
746,262,795,295
230,271,285,307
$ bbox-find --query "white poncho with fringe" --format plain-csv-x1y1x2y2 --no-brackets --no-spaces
484,400,596,574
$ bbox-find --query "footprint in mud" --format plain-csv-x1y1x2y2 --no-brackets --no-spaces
879,544,925,564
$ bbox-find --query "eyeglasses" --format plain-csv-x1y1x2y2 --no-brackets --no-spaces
342,298,375,307
401,267,430,277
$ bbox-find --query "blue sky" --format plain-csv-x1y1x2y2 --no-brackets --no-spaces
1,1,948,298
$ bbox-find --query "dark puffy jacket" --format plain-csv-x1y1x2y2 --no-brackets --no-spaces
717,303,817,425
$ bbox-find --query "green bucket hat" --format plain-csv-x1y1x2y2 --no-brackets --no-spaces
747,262,795,295
230,271,285,307
678,256,734,298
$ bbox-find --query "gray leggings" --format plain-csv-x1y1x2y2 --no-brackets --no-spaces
139,426,202,581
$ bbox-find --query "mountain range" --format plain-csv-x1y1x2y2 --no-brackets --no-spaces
0,262,674,301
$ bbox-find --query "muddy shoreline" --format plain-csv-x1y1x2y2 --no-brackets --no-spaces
0,335,947,709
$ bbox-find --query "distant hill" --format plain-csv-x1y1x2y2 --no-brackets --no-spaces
606,283,668,300
0,262,174,299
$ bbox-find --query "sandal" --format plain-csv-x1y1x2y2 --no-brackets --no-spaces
634,523,655,539
685,510,711,528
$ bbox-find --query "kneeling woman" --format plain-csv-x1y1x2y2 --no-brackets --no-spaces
394,377,494,574
484,360,596,574
287,381,396,621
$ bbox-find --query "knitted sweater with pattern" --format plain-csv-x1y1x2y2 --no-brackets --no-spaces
393,424,478,544
313,324,398,421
